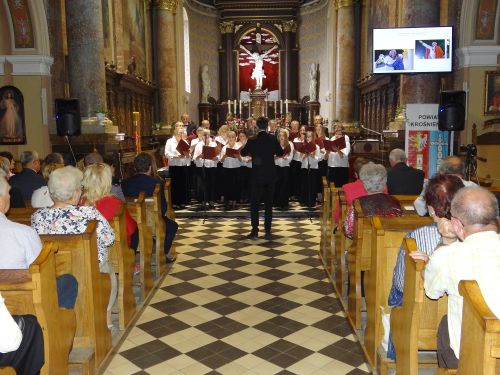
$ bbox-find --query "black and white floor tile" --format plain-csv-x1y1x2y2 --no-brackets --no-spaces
103,219,370,375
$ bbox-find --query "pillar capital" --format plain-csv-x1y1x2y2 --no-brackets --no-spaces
335,0,358,9
219,21,235,34
282,20,298,33
155,0,178,13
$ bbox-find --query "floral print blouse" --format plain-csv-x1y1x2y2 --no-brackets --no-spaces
31,206,115,263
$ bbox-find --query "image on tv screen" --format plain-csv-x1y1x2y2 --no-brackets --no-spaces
373,27,452,74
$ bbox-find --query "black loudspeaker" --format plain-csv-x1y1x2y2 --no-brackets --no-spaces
438,90,466,131
55,98,81,136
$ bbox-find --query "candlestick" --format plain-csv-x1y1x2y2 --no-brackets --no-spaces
228,100,231,113
239,100,242,117
285,99,289,116
234,99,237,116
280,100,283,116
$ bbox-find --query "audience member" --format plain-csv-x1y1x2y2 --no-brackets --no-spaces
386,174,465,360
0,156,24,208
121,152,178,262
0,151,15,172
0,169,78,309
414,156,477,215
9,151,45,200
0,292,44,375
84,152,103,167
411,187,500,369
85,152,125,200
31,163,63,208
343,163,402,239
82,163,138,250
31,166,116,327
43,152,64,165
386,148,424,195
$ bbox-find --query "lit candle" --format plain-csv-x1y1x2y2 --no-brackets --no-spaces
234,99,237,115
239,100,242,117
228,100,231,113
285,99,289,115
280,100,283,115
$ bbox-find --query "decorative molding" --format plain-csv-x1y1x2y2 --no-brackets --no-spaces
156,0,178,13
183,0,217,17
282,20,298,33
335,0,358,9
1,55,53,76
273,23,283,32
456,45,500,68
299,0,329,16
219,20,234,34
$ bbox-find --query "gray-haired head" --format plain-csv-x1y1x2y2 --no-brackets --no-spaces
48,166,83,203
389,148,407,164
359,162,387,194
20,151,39,166
84,152,103,167
451,187,498,227
0,169,7,197
438,156,465,177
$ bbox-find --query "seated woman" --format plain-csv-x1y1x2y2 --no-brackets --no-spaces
343,162,402,239
386,173,465,359
0,156,24,208
31,163,64,208
31,166,116,328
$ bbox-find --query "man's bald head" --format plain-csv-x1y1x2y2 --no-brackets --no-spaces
451,187,498,227
439,156,465,177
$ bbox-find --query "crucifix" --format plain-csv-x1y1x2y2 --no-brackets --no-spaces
239,23,278,91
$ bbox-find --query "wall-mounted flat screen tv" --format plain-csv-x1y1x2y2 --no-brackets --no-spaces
373,27,453,74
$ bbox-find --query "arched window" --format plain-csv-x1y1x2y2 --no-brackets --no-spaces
183,8,191,93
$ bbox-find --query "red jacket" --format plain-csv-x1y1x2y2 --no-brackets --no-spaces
95,195,137,248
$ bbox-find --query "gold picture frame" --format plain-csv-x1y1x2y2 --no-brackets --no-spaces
484,71,500,115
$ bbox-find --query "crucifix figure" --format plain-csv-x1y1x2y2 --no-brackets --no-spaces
240,44,277,90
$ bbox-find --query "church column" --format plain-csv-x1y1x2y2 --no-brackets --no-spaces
46,0,66,100
400,1,440,104
156,0,179,126
335,0,357,122
219,21,236,101
65,0,106,117
281,20,298,101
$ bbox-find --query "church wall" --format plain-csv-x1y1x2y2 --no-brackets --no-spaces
298,2,329,121
184,4,219,124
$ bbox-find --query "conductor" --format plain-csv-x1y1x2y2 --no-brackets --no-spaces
241,117,284,239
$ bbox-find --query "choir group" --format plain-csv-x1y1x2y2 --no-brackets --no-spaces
164,115,351,210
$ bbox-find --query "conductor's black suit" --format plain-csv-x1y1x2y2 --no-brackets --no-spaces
241,130,284,235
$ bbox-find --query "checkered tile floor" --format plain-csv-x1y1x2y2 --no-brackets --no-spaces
103,219,370,375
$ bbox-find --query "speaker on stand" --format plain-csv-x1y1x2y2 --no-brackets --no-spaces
438,90,466,156
55,98,81,164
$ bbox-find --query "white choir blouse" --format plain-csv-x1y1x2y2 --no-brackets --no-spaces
221,143,242,168
193,140,219,168
165,137,190,167
292,138,304,162
301,144,321,169
327,134,350,168
275,142,294,167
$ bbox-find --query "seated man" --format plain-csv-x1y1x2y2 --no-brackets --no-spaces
411,187,500,369
0,291,44,375
0,170,77,309
121,152,178,262
413,156,477,216
386,148,424,195
9,151,46,201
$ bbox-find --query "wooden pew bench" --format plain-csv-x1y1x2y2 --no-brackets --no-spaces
319,177,330,269
144,184,167,279
0,242,76,375
5,207,35,226
364,215,433,368
125,192,154,299
388,238,448,375
40,222,112,374
108,203,137,330
334,189,348,298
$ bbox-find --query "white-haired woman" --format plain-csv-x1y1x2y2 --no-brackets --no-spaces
343,162,402,239
31,166,116,328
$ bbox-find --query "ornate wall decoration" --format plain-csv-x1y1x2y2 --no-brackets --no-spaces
156,0,178,13
282,20,298,33
0,86,26,145
219,21,234,34
475,0,498,40
5,0,34,48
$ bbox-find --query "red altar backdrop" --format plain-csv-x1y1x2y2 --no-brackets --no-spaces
239,30,279,93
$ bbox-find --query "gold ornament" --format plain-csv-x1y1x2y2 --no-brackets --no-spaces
335,0,358,9
156,0,178,13
219,21,235,34
282,20,298,33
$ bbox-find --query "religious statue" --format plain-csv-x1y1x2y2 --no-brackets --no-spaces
201,64,211,103
240,44,278,90
309,63,318,102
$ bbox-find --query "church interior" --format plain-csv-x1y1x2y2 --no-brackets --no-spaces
0,0,499,374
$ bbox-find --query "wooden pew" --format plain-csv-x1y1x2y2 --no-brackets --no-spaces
145,184,167,278
319,176,330,264
325,183,336,275
390,238,448,375
5,207,35,226
364,215,433,367
108,203,137,330
164,178,176,220
0,242,76,375
40,222,112,372
391,195,420,215
347,200,372,329
126,192,154,299
334,189,348,298
0,368,16,375
455,280,500,375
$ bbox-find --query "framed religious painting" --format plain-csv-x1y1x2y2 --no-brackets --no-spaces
484,71,500,115
0,86,26,145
